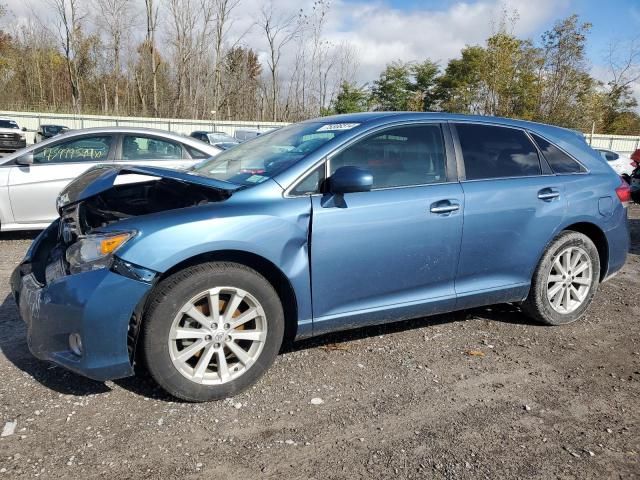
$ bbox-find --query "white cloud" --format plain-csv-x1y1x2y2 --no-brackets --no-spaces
2,0,569,83
319,0,571,82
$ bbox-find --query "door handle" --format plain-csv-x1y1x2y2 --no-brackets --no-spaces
537,188,560,201
430,201,460,214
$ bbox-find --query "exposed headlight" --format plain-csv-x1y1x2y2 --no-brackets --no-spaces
66,231,135,273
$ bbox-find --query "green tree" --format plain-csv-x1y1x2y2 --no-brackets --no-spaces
371,60,441,111
538,15,593,127
436,46,485,113
409,60,440,111
370,61,412,111
332,81,368,114
481,33,542,118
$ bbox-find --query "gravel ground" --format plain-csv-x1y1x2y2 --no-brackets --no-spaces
0,207,639,479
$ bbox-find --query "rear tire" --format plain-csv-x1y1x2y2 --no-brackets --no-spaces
142,262,284,402
522,231,600,326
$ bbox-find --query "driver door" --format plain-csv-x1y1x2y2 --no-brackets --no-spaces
309,123,464,335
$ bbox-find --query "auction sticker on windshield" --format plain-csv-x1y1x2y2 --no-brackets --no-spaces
316,123,360,132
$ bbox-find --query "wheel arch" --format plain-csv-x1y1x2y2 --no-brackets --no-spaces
142,250,299,349
562,222,609,281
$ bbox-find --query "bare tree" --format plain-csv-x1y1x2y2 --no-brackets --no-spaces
145,0,159,115
607,36,640,95
94,0,133,114
210,0,240,114
259,3,300,121
168,0,198,117
50,0,84,112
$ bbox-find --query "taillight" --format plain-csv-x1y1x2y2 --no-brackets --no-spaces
615,179,631,207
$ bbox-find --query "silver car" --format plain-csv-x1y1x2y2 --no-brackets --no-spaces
0,127,222,231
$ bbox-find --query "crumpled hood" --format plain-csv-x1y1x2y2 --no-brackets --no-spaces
56,164,241,211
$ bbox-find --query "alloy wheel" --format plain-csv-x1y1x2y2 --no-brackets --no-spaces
168,287,267,385
546,246,592,314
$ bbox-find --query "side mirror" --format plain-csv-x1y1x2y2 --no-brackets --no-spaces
15,152,34,166
330,166,373,194
21,127,27,132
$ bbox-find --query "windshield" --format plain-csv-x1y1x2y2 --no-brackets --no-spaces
193,122,359,186
0,120,19,129
207,133,236,143
44,125,66,134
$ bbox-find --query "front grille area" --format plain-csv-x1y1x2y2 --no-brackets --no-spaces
0,132,20,140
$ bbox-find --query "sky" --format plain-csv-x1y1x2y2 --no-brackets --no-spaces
3,0,640,89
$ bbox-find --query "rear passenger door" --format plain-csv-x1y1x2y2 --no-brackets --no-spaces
114,134,196,170
452,122,567,308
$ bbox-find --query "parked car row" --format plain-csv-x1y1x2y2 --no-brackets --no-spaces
35,124,71,142
0,127,222,231
189,131,240,150
595,148,637,178
189,128,269,150
0,115,270,153
0,118,27,152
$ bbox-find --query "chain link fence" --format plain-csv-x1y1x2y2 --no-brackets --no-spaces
0,110,288,145
3,110,640,154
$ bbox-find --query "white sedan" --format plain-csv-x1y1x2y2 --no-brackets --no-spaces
0,127,221,231
595,148,637,177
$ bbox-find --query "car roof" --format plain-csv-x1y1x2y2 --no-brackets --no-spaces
45,126,221,146
0,126,221,165
54,126,187,136
309,111,584,138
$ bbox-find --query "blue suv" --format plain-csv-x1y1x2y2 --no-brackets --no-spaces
11,113,630,401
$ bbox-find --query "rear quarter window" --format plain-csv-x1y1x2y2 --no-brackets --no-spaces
530,133,586,174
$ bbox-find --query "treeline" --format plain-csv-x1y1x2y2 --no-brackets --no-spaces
0,0,356,122
333,15,640,135
0,1,638,134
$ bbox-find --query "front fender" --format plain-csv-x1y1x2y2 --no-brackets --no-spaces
114,195,313,329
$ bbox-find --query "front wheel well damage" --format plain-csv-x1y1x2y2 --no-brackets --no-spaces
128,250,299,364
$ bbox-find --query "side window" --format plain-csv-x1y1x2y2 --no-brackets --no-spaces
184,144,211,160
530,133,586,174
456,124,541,180
122,136,183,160
290,164,326,196
33,136,113,164
330,124,447,189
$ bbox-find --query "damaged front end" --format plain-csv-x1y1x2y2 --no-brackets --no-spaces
11,165,239,381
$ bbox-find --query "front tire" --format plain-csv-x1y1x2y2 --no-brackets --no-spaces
522,231,600,326
142,262,284,402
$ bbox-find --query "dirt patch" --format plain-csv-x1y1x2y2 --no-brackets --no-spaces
0,208,638,479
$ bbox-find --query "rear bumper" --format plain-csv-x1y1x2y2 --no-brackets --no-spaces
602,207,630,281
11,237,153,381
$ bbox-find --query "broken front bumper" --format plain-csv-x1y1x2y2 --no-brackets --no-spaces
11,226,154,382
